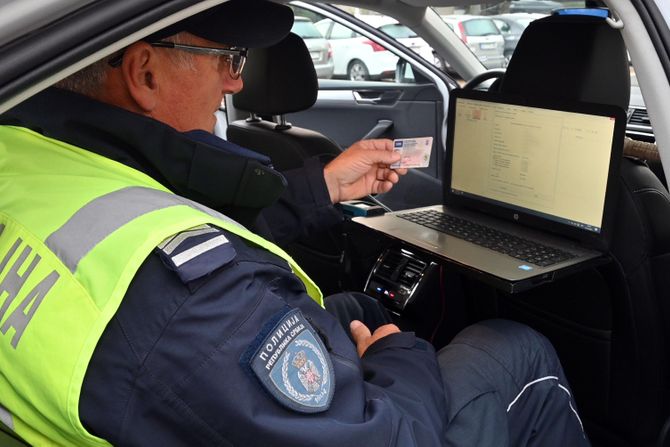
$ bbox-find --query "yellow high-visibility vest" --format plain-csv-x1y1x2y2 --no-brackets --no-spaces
0,125,321,446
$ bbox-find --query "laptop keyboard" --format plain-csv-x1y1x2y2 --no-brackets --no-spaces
398,210,575,267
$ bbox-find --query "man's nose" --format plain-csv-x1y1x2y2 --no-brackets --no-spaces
225,77,243,95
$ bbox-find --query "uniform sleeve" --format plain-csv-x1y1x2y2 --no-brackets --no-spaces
360,332,449,445
80,230,447,447
259,156,342,244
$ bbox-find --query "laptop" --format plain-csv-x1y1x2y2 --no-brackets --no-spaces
354,89,626,293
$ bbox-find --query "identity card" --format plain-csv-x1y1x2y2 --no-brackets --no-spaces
390,137,433,168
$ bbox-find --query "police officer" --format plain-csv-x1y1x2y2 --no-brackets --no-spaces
0,1,589,446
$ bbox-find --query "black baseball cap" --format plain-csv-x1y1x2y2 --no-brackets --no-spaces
147,0,295,48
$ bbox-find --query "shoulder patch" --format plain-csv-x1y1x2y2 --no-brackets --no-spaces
157,224,236,283
243,309,335,413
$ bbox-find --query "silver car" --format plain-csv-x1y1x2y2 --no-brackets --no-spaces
291,16,335,79
442,15,506,69
492,13,544,61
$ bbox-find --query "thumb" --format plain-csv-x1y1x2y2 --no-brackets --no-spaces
350,320,371,345
373,150,401,166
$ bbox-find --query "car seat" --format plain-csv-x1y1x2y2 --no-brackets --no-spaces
227,32,364,294
492,14,670,447
228,32,342,170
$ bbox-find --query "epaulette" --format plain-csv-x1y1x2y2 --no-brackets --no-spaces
156,224,237,283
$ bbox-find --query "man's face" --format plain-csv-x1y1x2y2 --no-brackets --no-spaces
151,34,244,133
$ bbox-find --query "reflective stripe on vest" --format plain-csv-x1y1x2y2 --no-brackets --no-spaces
0,126,322,446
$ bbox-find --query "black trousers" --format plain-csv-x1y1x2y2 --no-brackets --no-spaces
325,292,590,447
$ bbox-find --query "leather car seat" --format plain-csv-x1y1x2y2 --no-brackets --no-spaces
494,14,670,447
228,32,342,170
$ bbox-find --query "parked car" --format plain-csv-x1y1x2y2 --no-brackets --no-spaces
376,21,444,69
508,0,564,14
492,13,544,61
442,15,506,69
291,16,335,78
315,18,398,80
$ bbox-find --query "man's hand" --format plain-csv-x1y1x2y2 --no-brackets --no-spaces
323,139,408,204
350,320,401,357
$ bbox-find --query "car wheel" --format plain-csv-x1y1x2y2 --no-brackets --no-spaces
348,60,370,81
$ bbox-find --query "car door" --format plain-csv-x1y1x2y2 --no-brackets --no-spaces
287,2,457,211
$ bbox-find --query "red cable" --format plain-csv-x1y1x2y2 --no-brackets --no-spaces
430,264,446,344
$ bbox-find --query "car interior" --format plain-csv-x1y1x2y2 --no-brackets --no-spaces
227,3,670,446
489,13,670,447
0,0,669,446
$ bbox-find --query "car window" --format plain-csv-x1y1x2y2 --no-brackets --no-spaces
433,1,643,129
379,23,417,39
315,20,331,36
493,19,511,33
329,22,356,39
292,19,323,39
436,2,596,76
462,18,500,36
290,4,437,84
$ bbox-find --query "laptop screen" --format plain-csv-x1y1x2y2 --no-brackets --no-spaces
445,90,625,239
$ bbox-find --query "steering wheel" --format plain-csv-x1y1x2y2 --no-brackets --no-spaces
461,69,506,90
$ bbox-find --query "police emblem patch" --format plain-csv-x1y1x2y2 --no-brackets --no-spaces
246,309,334,413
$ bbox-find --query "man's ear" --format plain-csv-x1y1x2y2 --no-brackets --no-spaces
120,42,159,112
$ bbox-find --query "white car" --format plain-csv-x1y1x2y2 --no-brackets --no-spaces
315,18,399,80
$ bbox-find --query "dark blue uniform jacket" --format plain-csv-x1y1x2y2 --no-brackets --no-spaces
1,89,448,446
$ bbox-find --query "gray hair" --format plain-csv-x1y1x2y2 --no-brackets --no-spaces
54,57,108,97
55,33,196,97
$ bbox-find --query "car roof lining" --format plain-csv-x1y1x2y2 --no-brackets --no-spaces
0,0,226,114
0,0,97,48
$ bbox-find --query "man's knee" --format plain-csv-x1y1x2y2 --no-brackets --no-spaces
455,318,542,341
439,319,562,385
438,321,586,446
453,319,553,357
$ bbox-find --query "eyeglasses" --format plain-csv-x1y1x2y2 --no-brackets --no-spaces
108,41,248,79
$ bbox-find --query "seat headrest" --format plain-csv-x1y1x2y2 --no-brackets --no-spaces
499,15,630,109
233,32,318,115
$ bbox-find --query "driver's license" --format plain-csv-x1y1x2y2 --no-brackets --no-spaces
390,137,433,168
